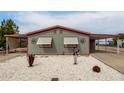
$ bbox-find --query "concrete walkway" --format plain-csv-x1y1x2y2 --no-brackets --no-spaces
91,52,124,74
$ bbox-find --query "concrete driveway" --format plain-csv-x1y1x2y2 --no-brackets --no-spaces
91,51,124,74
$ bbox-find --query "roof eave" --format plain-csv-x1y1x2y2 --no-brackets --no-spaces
26,25,90,36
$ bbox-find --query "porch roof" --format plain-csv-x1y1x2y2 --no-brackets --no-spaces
4,34,26,38
90,34,115,39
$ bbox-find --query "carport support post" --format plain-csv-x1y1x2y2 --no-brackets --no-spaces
6,37,9,54
117,38,120,55
105,38,107,51
98,39,99,50
19,37,21,48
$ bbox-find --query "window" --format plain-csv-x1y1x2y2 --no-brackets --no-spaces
64,44,78,48
38,44,52,48
64,37,79,48
36,37,52,48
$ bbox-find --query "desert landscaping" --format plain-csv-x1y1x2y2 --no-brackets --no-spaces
0,54,124,81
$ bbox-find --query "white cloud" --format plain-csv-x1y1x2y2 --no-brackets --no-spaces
14,11,124,34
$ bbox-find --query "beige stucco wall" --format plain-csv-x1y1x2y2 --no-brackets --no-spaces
28,28,89,55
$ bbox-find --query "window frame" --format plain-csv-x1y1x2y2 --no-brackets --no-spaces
37,36,53,48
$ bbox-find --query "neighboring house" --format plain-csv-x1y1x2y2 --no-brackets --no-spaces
5,25,114,55
95,40,114,46
95,40,109,46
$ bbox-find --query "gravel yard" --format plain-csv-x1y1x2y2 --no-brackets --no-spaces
0,55,124,81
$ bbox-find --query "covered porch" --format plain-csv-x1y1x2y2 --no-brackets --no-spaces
5,34,27,54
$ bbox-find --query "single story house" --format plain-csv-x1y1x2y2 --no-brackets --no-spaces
5,25,114,55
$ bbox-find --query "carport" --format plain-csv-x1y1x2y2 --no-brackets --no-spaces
5,34,27,54
90,34,115,53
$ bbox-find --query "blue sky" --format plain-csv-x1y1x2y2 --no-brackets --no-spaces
0,11,124,34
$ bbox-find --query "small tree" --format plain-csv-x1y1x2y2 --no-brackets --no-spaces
72,47,80,65
112,33,124,46
0,19,19,48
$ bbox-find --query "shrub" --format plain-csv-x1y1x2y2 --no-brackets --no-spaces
92,66,101,73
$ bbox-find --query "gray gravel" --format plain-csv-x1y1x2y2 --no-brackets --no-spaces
0,55,124,81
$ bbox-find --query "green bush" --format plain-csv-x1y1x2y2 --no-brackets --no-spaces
0,19,19,48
